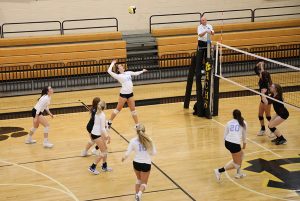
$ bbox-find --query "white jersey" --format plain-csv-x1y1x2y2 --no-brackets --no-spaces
197,24,214,42
125,137,157,164
224,119,247,145
91,112,106,136
34,95,51,114
107,63,144,94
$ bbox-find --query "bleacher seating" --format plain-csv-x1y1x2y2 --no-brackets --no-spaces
0,31,126,81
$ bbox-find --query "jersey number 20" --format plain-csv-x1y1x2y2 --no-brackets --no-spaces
230,125,240,132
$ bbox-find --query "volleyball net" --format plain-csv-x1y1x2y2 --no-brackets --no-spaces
212,42,300,116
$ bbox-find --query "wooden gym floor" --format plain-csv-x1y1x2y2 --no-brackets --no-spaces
0,84,299,201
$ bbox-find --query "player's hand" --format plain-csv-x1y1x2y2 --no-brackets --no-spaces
111,59,117,64
142,69,148,73
261,88,267,94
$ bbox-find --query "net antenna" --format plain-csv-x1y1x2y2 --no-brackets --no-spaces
215,42,300,112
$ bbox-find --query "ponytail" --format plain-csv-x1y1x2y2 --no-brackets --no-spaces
91,97,100,113
233,109,245,128
38,86,50,100
136,124,154,154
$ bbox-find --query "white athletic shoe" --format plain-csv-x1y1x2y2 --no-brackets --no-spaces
25,138,36,144
235,172,246,179
91,148,99,156
88,167,99,175
102,166,113,172
81,150,88,157
135,194,141,201
257,129,265,136
43,141,54,148
214,169,221,181
268,132,276,138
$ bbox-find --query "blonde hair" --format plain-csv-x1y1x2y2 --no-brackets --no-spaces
137,124,154,154
96,100,106,114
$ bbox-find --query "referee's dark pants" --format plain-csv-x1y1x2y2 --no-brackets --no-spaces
196,40,207,77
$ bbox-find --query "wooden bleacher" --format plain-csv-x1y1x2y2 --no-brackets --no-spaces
0,31,126,81
154,19,300,67
0,31,122,47
152,18,300,37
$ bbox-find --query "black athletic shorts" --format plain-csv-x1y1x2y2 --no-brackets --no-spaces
225,140,241,153
31,108,42,118
120,93,134,99
133,161,151,172
90,134,101,140
278,110,289,120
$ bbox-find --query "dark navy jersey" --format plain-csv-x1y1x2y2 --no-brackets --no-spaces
268,95,289,117
86,108,96,133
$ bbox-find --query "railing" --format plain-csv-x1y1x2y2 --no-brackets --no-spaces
253,5,300,21
149,4,300,32
149,12,202,33
1,21,62,38
0,17,119,38
62,17,118,34
202,9,253,23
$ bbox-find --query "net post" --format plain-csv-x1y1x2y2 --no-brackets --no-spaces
195,46,205,117
184,54,196,109
203,34,212,119
213,43,219,116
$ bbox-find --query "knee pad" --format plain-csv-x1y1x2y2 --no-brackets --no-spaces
233,162,241,169
268,126,276,133
30,127,37,133
266,116,271,121
113,109,120,115
141,183,147,189
44,126,49,133
131,110,137,116
258,116,264,120
136,180,142,185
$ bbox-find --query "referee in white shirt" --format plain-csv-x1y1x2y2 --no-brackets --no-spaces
197,16,215,69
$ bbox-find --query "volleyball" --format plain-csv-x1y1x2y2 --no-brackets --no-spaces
128,5,136,14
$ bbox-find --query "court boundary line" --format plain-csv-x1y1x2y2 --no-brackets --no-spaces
110,127,197,201
0,183,75,199
84,187,180,201
0,150,125,168
0,159,79,201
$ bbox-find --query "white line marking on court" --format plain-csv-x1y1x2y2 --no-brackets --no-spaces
0,159,79,201
0,183,75,199
211,118,282,158
224,172,297,201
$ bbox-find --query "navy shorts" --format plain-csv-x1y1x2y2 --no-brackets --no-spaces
120,93,134,99
90,134,101,140
225,141,241,153
31,108,42,118
133,161,151,172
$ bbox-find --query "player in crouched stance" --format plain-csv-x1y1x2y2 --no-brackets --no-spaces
122,124,156,201
214,109,247,181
